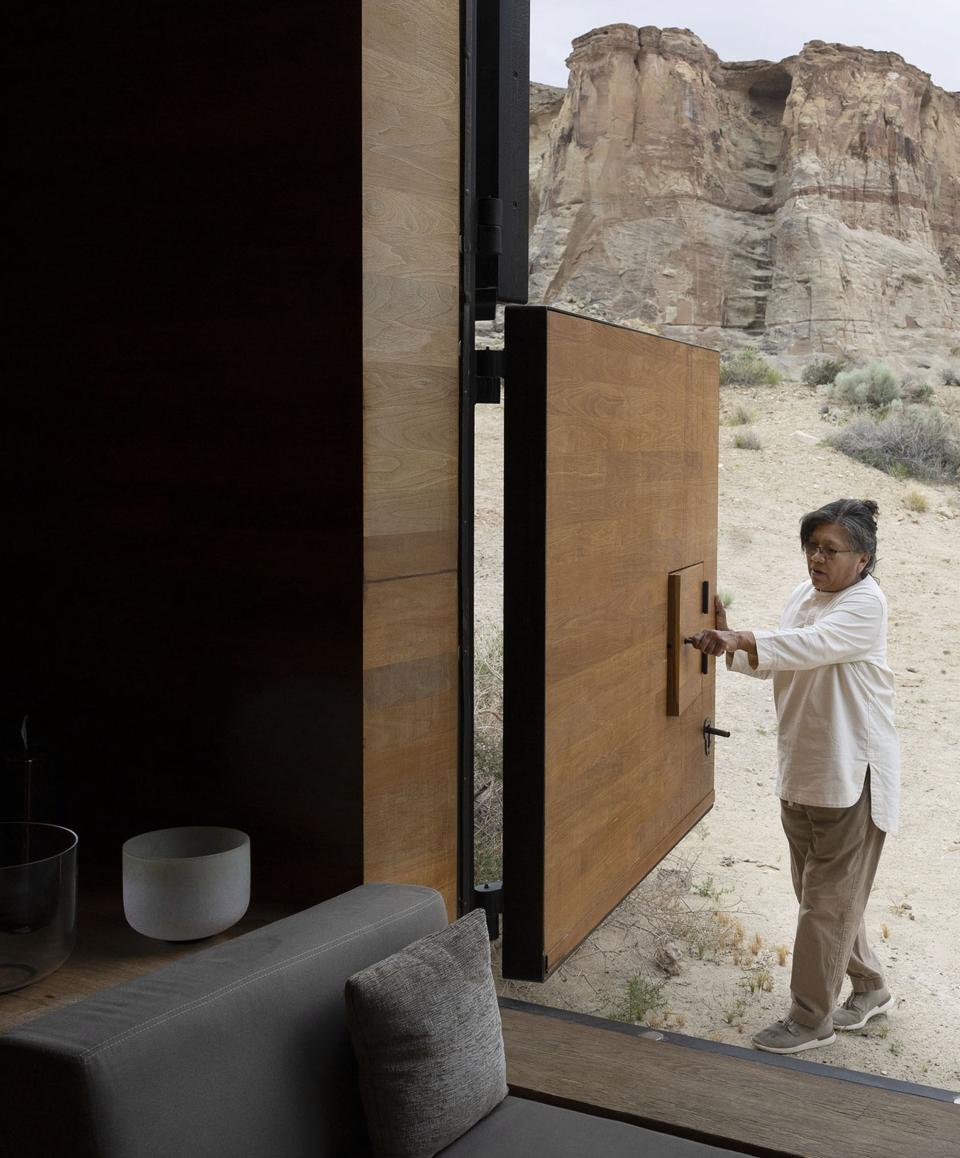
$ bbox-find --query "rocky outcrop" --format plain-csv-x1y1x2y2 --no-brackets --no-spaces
529,25,960,372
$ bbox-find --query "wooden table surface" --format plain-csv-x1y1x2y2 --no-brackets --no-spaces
501,1002,960,1158
0,889,291,1035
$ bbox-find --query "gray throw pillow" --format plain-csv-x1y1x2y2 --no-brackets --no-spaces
344,907,507,1158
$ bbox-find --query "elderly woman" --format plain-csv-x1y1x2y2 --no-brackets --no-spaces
689,498,900,1055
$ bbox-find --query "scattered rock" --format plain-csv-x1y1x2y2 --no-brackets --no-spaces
654,940,684,976
656,866,693,890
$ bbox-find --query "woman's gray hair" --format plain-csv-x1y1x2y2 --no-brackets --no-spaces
799,498,880,580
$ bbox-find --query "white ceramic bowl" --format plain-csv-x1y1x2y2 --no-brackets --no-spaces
122,826,250,941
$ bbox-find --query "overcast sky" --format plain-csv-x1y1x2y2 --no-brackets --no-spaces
530,1,960,94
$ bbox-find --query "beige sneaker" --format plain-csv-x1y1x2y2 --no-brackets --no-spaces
752,1015,836,1054
833,987,895,1031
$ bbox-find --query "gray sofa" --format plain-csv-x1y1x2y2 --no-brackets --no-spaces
0,883,741,1158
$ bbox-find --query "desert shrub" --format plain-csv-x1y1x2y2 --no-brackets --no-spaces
719,347,782,386
827,405,960,482
941,367,959,387
617,974,667,1024
733,429,762,450
830,364,901,410
802,356,846,386
726,403,755,426
904,490,929,513
903,380,935,404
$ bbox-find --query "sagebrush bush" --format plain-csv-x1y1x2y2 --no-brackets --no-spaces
802,356,846,386
726,403,755,426
830,364,901,409
719,347,782,386
902,380,935,404
827,405,960,482
733,429,762,450
941,367,960,387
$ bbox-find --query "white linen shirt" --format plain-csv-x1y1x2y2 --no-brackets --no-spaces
727,574,900,833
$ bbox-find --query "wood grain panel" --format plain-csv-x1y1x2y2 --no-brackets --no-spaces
503,307,719,978
502,1003,960,1158
363,361,459,581
361,0,460,916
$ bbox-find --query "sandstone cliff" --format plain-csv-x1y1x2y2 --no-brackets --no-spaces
529,25,960,372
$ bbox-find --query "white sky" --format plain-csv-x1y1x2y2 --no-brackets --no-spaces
530,0,960,94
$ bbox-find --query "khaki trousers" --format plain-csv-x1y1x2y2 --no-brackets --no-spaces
780,771,886,1027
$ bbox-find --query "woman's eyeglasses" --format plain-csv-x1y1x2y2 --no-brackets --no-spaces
802,543,859,560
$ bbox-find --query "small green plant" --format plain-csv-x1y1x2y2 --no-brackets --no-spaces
719,347,782,386
619,974,667,1024
694,876,731,902
904,490,929,513
740,954,775,995
889,1039,905,1057
827,405,960,482
718,587,735,609
830,364,902,410
733,429,762,450
722,996,748,1028
726,403,755,426
802,356,846,386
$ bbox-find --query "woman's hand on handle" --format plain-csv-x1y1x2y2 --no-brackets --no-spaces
687,628,739,656
686,594,758,659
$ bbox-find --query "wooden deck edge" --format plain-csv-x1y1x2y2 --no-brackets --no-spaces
500,999,960,1158
500,997,960,1104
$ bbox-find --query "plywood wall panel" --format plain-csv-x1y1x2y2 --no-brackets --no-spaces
361,0,460,916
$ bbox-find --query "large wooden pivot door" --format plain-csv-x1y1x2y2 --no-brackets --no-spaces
502,307,719,980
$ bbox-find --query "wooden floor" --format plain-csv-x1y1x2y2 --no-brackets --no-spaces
501,1001,960,1158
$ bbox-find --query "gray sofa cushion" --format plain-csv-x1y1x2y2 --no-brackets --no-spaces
439,1096,745,1157
0,883,447,1158
345,908,507,1158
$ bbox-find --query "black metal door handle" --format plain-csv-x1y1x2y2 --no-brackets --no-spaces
703,719,731,756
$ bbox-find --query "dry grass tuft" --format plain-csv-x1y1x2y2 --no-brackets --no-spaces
733,429,762,451
726,403,755,426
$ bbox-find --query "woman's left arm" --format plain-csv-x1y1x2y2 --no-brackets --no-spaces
750,590,883,670
688,587,884,671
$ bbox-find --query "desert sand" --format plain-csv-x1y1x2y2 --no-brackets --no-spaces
475,379,960,1091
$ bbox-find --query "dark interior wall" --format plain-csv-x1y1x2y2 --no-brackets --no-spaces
2,3,364,901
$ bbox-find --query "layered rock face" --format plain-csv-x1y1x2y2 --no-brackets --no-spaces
529,25,960,371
